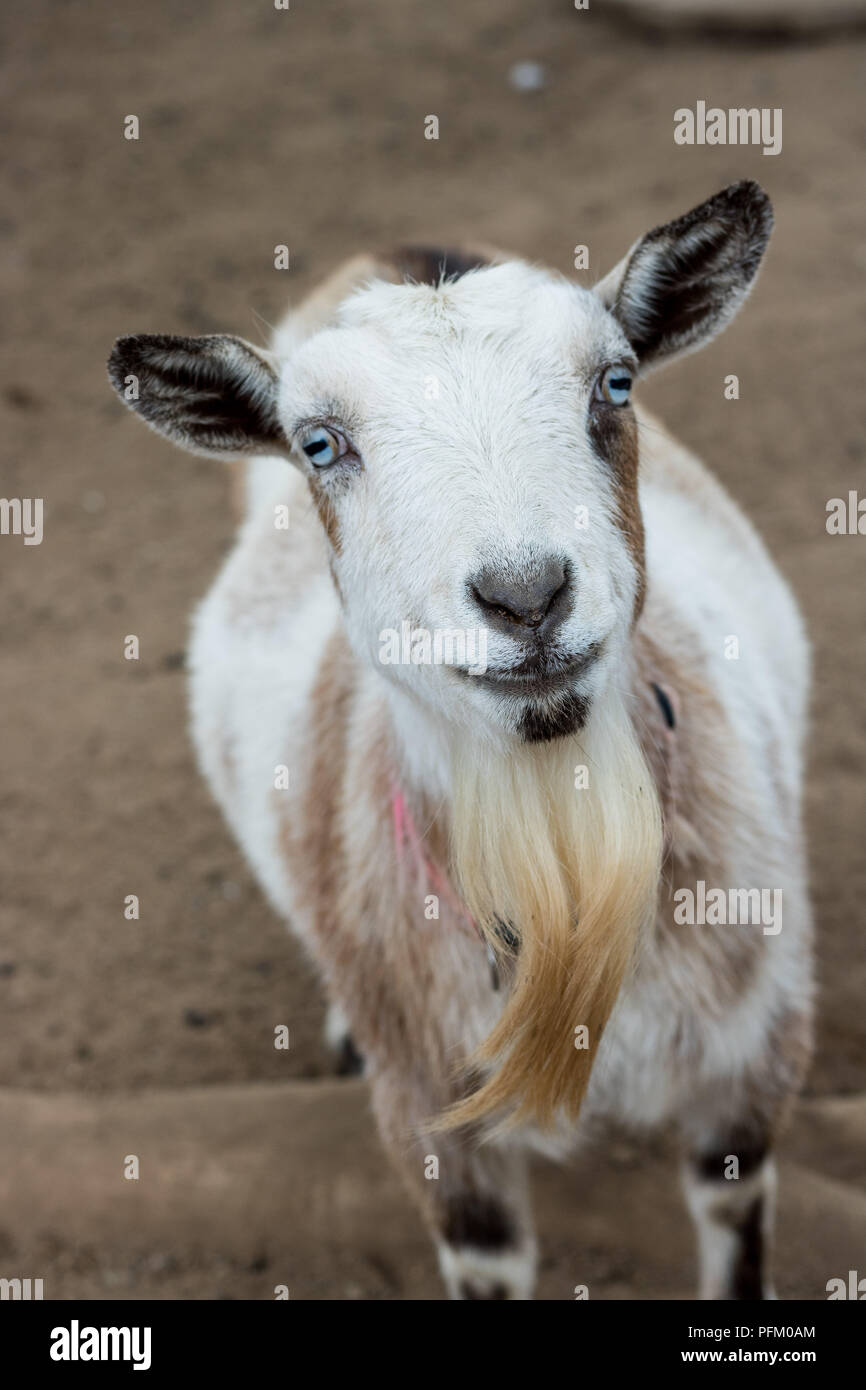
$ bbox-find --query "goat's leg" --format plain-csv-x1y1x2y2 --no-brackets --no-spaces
370,1069,537,1300
679,997,811,1301
680,1115,777,1300
323,1001,365,1076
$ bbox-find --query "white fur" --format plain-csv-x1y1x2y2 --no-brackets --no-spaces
437,1242,537,1301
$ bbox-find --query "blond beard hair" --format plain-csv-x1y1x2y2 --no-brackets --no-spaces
440,691,663,1132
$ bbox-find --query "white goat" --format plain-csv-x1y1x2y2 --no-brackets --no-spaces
109,182,813,1300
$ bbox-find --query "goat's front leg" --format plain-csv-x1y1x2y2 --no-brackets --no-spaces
680,1118,777,1300
370,1068,537,1300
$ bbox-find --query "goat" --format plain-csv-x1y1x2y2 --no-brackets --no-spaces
108,181,813,1300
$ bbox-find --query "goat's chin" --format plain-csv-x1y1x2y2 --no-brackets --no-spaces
515,690,591,743
439,691,663,1134
450,684,593,746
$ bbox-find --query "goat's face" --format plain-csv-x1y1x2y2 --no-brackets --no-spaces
108,182,772,744
277,264,641,742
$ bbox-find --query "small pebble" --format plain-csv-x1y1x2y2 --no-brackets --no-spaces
184,1008,212,1029
509,61,547,93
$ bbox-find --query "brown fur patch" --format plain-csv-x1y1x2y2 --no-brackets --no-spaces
632,618,765,1013
589,405,646,620
306,475,342,554
292,629,354,934
277,633,480,1099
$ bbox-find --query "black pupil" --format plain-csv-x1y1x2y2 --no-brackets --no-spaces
305,437,330,456
610,376,630,392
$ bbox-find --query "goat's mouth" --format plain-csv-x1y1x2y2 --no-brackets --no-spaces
456,641,604,697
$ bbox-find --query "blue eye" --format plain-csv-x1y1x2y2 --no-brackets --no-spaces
299,425,344,467
596,365,633,407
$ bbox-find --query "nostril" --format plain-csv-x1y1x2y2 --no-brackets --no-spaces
469,558,571,631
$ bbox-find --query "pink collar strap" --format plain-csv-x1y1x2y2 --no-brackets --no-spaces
391,786,476,928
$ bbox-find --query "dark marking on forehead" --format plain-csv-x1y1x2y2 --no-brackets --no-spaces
589,405,645,621
387,245,491,286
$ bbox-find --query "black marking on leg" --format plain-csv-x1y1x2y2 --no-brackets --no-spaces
691,1130,769,1184
730,1196,764,1301
334,1033,365,1077
442,1194,515,1251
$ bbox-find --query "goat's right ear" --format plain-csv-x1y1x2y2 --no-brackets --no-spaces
594,181,773,373
107,334,288,458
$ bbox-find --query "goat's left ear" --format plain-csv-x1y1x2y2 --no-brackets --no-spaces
594,181,773,372
107,333,287,457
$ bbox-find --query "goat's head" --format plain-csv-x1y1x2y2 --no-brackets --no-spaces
109,183,771,748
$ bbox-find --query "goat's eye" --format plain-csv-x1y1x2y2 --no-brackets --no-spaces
298,425,346,467
595,365,633,407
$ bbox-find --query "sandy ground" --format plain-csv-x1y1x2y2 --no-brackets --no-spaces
1,1083,864,1301
1,1,864,1298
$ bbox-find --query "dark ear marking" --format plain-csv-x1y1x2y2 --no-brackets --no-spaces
107,333,286,458
596,181,773,371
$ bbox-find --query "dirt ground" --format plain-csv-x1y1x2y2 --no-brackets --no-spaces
1,0,864,1299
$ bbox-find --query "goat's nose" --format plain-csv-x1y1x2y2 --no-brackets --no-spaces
469,557,571,637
